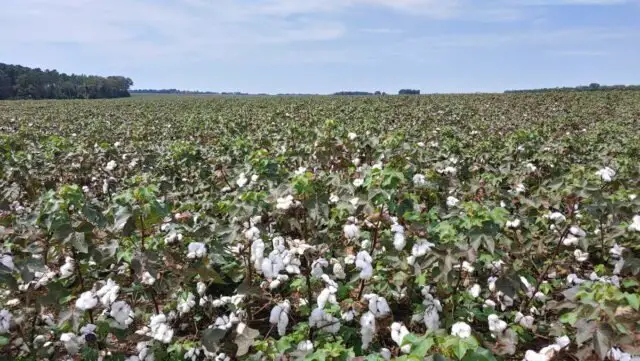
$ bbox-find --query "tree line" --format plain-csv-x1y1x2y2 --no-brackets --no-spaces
505,83,640,93
0,63,133,100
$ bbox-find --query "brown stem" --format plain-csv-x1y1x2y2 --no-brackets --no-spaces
139,214,146,251
520,225,570,312
149,288,160,314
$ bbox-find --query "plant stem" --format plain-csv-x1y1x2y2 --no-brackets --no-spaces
520,225,570,312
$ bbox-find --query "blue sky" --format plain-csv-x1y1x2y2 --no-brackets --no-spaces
1,0,639,94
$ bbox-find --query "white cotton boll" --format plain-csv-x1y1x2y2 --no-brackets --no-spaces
390,322,411,353
548,212,566,223
60,333,84,355
555,336,570,348
451,322,472,338
244,227,260,241
353,178,364,187
524,350,548,361
0,254,15,272
348,132,357,140
393,232,406,251
412,239,435,257
60,257,75,279
488,314,507,335
484,299,497,309
506,219,521,229
0,309,12,334
569,226,586,238
360,312,376,350
423,306,440,331
526,163,538,172
152,323,174,343
197,282,207,296
177,293,196,315
513,183,526,194
297,340,314,354
187,242,207,259
628,215,640,232
236,173,248,188
75,291,98,311
317,288,333,308
380,348,392,361
563,234,579,247
596,167,616,182
468,284,481,298
277,311,289,336
515,312,535,329
609,244,625,258
341,309,355,322
276,195,295,210
110,301,133,327
456,261,475,273
333,263,346,279
96,279,120,306
446,196,460,207
343,224,360,240
349,197,359,207
105,160,117,172
413,173,426,187
574,249,589,262
311,258,328,278
141,271,156,285
488,276,498,292
329,193,340,204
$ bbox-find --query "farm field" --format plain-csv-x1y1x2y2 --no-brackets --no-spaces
0,93,639,361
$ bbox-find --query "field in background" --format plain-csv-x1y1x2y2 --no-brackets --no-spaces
0,92,639,361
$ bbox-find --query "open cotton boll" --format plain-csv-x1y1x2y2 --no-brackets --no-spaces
355,251,373,280
506,219,521,229
446,196,460,207
141,271,156,285
0,309,12,334
343,223,360,240
393,232,406,251
311,258,329,278
110,301,134,328
468,284,481,298
96,279,120,306
276,195,295,210
412,239,435,257
488,314,507,335
359,311,376,350
515,312,535,329
391,322,411,353
451,322,472,338
60,333,85,355
177,293,196,315
574,249,589,262
59,257,75,279
363,294,391,318
75,291,98,311
186,242,207,259
629,215,640,232
596,167,616,182
413,173,426,187
236,173,248,188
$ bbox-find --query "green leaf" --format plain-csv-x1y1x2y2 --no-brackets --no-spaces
593,324,613,361
113,206,132,232
624,293,639,310
411,336,435,358
462,348,498,361
559,312,578,325
0,336,9,346
235,325,260,356
201,328,227,352
453,339,469,360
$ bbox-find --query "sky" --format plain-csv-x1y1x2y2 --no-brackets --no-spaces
1,0,639,94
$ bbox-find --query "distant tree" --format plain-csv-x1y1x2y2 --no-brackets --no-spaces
0,62,133,100
333,91,374,96
398,89,420,95
504,83,640,93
